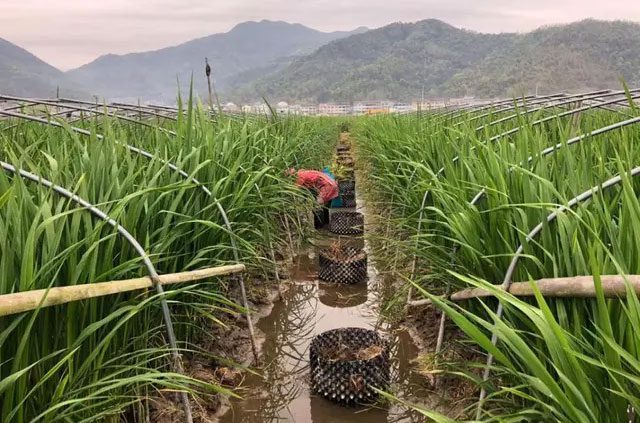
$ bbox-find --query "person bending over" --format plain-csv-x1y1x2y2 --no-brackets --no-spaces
287,168,339,205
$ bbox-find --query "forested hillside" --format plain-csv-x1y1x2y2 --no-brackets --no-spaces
238,19,640,101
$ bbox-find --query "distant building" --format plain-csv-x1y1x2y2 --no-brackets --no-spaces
414,100,448,111
352,101,416,114
318,103,352,116
251,103,271,115
238,98,490,115
288,104,302,115
353,102,383,115
300,105,318,116
380,101,395,109
390,103,413,114
365,108,389,115
276,101,289,114
223,102,240,113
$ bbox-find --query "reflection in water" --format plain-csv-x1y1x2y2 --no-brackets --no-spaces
221,240,430,423
318,282,368,308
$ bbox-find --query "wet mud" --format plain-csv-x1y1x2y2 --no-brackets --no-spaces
219,230,440,422
219,135,445,422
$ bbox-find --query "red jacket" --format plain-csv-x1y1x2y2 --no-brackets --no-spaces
295,170,339,204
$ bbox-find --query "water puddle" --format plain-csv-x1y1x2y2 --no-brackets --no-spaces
220,227,431,422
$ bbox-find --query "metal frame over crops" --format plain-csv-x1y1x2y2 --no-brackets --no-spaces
356,88,640,421
0,94,337,421
4,87,640,421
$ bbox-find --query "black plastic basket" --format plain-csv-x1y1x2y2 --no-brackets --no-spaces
338,179,356,193
337,197,356,208
310,328,390,406
329,211,364,235
318,246,367,284
342,192,355,201
336,194,356,209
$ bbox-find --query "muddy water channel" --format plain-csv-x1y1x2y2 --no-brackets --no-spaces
220,218,431,422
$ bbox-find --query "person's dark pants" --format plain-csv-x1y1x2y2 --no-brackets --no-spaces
304,187,329,229
313,204,330,229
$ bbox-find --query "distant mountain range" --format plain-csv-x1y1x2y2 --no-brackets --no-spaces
66,20,368,102
1,19,640,103
0,38,86,98
239,19,640,102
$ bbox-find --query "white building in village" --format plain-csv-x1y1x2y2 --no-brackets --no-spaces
390,103,413,114
414,99,449,110
318,103,352,116
352,102,382,115
251,103,271,115
288,104,302,115
238,97,485,115
276,101,289,114
299,105,318,115
223,102,240,113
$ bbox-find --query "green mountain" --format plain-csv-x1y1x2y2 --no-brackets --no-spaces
238,19,640,102
0,37,85,98
443,20,640,97
67,20,368,102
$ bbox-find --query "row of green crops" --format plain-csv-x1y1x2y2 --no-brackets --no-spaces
0,102,337,422
354,101,640,421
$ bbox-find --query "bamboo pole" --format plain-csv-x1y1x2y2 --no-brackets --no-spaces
0,264,245,317
205,58,221,114
407,274,640,307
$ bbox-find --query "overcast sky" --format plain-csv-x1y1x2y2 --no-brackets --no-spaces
2,0,639,70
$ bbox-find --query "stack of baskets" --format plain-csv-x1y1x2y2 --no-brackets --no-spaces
311,136,391,408
331,141,363,227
